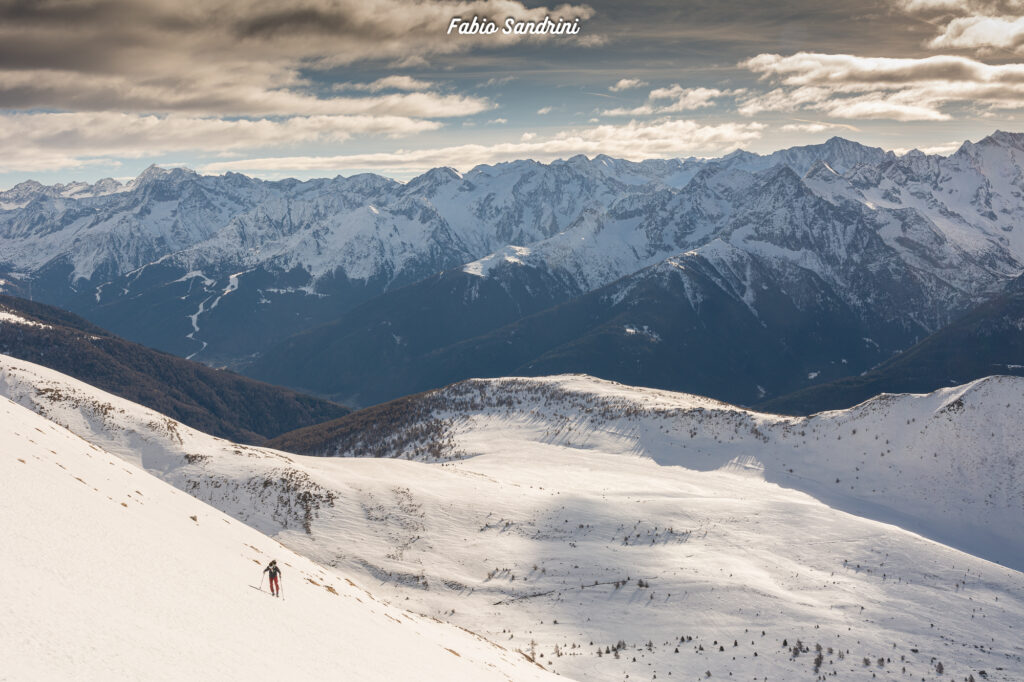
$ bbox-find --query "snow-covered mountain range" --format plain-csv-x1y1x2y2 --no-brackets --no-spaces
3,133,1024,405
3,353,1022,681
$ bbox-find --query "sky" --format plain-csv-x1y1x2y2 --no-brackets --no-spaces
1,0,1024,188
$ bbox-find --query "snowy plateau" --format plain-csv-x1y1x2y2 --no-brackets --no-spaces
2,354,1022,681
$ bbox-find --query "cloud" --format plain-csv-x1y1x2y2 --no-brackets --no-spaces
333,76,437,92
779,123,833,133
778,122,843,133
825,98,951,121
0,68,492,118
892,141,963,155
602,86,733,116
649,86,734,111
201,118,766,174
602,104,656,116
739,52,1024,120
0,0,594,118
488,118,509,124
892,0,982,14
577,34,607,47
609,78,648,92
390,55,432,69
928,15,1024,52
779,119,861,133
741,52,1024,87
0,111,440,172
894,0,1024,54
537,106,554,114
478,75,518,88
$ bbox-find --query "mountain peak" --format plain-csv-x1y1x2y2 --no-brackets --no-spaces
823,135,855,147
9,179,45,191
956,130,1024,158
134,164,169,183
406,166,461,187
984,129,1024,145
90,177,124,194
130,164,197,189
721,148,757,162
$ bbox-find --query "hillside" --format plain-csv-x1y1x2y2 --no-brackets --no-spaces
251,245,893,406
1,394,556,681
758,278,1024,415
0,295,348,443
269,374,1024,568
3,355,1022,682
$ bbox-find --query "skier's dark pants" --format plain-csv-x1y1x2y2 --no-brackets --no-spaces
270,576,280,595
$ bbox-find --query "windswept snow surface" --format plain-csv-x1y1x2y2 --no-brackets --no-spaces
2,355,1022,681
0,395,555,681
297,374,1024,569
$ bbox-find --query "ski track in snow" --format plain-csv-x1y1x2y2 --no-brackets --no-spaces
184,295,212,359
182,270,247,359
186,296,211,340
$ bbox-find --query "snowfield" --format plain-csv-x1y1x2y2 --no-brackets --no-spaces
283,374,1024,569
2,354,1023,681
0,392,556,680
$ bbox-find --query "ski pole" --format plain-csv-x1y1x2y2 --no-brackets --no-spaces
259,573,265,591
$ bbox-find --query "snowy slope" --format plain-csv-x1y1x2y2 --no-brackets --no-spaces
2,354,1022,682
462,158,1012,330
805,132,1024,267
1,394,556,681
458,167,736,295
446,134,1021,353
273,374,1024,568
